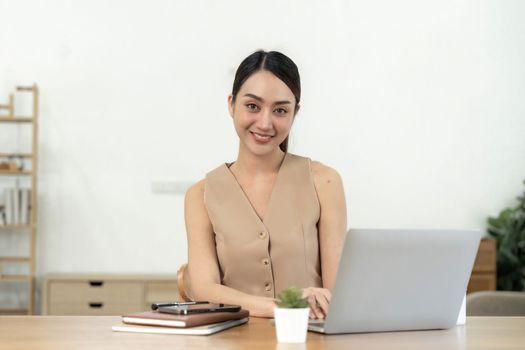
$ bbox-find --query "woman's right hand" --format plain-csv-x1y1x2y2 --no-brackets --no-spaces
302,287,332,319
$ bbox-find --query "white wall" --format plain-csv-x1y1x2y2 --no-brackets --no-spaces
1,0,524,309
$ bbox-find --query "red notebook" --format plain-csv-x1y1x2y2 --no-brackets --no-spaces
122,309,249,328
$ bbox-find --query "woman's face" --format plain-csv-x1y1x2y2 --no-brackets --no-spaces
228,70,296,157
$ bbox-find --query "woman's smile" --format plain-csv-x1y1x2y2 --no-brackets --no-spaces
250,131,274,144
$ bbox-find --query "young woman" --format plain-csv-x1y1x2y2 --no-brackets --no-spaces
184,50,347,319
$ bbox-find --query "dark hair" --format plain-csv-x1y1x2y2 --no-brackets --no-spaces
231,50,301,153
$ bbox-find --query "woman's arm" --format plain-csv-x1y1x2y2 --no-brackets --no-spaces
311,161,347,290
184,180,276,317
303,161,347,319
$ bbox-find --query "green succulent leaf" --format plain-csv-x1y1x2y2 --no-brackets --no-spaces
275,287,309,308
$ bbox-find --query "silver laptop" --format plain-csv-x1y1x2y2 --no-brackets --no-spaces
308,228,481,334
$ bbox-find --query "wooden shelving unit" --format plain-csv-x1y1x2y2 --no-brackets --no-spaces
0,171,33,176
0,274,32,281
0,83,39,315
0,224,33,230
0,117,34,123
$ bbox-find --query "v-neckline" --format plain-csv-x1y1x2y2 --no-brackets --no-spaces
223,153,289,227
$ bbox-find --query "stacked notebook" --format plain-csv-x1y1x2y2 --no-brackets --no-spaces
112,309,249,335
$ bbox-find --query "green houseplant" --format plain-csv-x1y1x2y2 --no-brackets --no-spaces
275,287,309,308
274,287,310,343
487,180,525,291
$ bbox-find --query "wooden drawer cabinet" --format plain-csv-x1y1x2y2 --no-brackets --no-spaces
49,302,144,316
48,281,143,304
467,238,497,293
43,274,179,315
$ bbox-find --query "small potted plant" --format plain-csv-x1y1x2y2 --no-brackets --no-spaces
274,287,310,343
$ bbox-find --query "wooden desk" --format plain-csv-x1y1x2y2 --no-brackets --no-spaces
0,316,524,349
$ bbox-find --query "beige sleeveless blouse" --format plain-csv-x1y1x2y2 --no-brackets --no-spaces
204,153,322,298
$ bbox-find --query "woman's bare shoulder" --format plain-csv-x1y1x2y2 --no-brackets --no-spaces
185,179,206,203
310,160,343,186
184,178,213,230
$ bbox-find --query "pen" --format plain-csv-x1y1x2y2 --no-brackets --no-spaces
151,301,208,310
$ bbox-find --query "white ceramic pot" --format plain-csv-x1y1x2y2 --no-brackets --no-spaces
274,307,310,343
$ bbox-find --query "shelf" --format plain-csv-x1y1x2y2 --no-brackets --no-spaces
16,86,35,92
0,274,31,281
0,256,30,262
0,225,33,230
0,83,38,315
0,308,29,315
0,153,33,159
0,170,32,176
0,117,34,123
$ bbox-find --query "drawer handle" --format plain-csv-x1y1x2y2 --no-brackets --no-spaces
89,281,104,287
89,302,104,309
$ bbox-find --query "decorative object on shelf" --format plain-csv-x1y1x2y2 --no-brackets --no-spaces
0,83,39,315
0,161,18,171
273,287,310,343
0,93,14,118
1,186,32,225
0,204,5,225
487,179,525,291
8,155,25,171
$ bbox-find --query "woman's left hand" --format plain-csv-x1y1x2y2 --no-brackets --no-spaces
302,287,331,319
